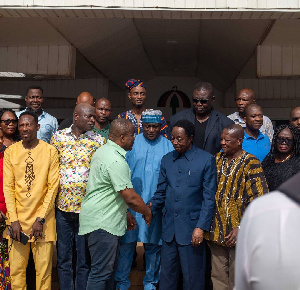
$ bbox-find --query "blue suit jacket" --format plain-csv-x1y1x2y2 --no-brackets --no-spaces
149,146,217,245
169,108,234,155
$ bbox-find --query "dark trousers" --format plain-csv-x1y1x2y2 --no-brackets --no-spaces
56,208,90,290
160,238,206,290
86,228,120,290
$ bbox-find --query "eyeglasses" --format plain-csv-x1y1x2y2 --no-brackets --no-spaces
0,119,18,125
276,137,293,146
192,98,210,104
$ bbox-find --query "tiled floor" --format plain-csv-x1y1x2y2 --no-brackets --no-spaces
51,243,145,290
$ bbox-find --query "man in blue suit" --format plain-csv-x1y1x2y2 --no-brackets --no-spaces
149,120,217,290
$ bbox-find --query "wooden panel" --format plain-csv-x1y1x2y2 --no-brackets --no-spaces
292,46,300,75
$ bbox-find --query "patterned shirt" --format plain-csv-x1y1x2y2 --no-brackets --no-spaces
227,111,274,141
17,108,58,143
207,151,268,245
117,110,169,138
50,126,105,213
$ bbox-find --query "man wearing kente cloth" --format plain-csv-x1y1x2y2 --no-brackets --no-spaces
206,124,268,290
115,110,173,290
4,111,59,289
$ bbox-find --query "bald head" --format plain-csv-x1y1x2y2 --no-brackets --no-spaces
238,89,255,100
109,119,133,140
223,124,244,139
236,89,256,115
109,119,135,151
73,103,96,133
290,106,300,130
76,92,94,106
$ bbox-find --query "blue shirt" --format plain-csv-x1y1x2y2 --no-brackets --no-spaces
149,145,217,245
122,134,174,244
17,109,58,143
242,131,270,162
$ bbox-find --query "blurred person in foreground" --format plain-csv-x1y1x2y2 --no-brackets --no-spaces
235,171,300,290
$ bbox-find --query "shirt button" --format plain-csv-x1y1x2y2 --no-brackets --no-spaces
175,214,178,217
179,170,182,173
175,199,179,202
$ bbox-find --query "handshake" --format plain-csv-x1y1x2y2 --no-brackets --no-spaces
127,202,152,231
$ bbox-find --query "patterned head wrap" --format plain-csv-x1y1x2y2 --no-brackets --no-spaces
141,109,162,124
125,79,146,90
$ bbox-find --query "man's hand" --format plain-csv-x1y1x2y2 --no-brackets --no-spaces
10,221,22,242
191,227,204,247
225,227,239,247
143,206,152,226
127,211,137,231
30,218,44,240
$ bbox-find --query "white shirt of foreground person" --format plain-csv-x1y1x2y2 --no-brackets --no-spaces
235,172,300,290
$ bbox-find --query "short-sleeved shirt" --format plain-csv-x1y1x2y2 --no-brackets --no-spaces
92,123,110,141
17,109,58,143
79,140,133,237
50,126,105,213
242,131,270,162
228,112,274,141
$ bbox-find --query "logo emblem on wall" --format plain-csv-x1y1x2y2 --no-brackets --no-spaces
157,86,191,115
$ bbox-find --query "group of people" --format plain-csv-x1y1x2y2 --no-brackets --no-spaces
0,80,299,290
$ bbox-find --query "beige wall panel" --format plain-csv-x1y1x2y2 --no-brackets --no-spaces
271,46,281,75
27,46,38,74
37,46,48,75
282,46,293,75
0,47,8,71
47,45,59,75
17,46,28,72
293,46,300,74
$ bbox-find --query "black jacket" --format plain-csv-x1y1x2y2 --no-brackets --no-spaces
169,108,234,155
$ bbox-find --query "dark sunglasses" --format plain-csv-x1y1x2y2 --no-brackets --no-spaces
276,137,293,146
192,98,210,104
0,119,18,125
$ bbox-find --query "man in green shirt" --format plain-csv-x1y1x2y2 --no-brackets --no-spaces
79,119,152,290
92,98,112,141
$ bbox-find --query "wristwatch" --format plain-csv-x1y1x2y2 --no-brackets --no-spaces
36,217,45,225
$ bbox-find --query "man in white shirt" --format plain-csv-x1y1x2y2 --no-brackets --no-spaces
235,171,300,290
228,88,274,141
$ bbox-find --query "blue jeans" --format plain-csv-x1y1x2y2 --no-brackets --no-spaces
115,242,161,290
56,208,90,290
86,228,120,290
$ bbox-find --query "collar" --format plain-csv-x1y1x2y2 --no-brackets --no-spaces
279,171,300,205
244,130,264,140
25,108,45,118
107,139,127,158
93,123,110,132
173,145,197,161
66,125,92,139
